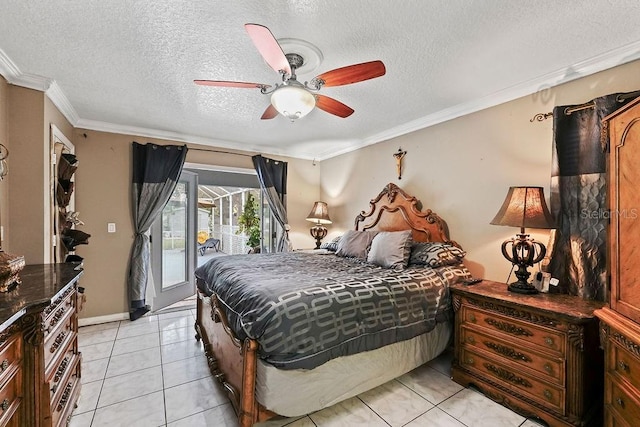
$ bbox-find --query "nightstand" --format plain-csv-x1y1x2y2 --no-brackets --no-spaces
450,280,605,427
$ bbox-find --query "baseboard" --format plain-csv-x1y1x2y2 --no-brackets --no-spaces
78,312,129,327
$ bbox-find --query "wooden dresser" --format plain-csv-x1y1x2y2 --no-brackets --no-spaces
594,97,640,427
0,263,83,427
451,280,604,427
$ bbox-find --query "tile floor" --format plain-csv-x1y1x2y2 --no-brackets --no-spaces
71,307,544,427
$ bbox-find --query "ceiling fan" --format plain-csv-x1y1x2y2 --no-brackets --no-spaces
195,24,386,121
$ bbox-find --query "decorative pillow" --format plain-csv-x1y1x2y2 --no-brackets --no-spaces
319,235,341,252
367,230,413,269
409,242,466,267
335,230,378,259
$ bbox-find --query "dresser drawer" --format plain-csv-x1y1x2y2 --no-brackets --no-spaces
44,288,75,338
461,305,565,356
44,312,76,370
51,359,80,427
48,349,78,403
608,340,640,392
606,375,640,425
460,325,564,385
0,367,21,426
0,333,21,387
460,347,565,413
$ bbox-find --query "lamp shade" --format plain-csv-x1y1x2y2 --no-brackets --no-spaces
306,201,332,224
270,81,316,120
490,187,555,231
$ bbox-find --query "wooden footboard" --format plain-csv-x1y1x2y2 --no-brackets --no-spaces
194,288,276,426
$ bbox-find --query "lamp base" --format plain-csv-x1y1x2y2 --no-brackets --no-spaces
507,280,539,294
309,224,327,250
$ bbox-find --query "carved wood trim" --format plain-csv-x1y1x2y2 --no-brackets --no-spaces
354,183,458,246
611,331,640,359
20,312,45,345
599,323,609,350
483,317,533,337
567,323,585,351
483,363,532,388
482,341,532,363
452,294,461,312
466,297,557,328
210,294,243,351
0,324,19,347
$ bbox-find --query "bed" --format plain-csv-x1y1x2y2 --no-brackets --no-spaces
193,183,471,426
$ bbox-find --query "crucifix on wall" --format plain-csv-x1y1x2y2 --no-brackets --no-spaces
393,148,407,180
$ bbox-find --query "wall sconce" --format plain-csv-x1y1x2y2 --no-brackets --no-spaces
0,144,9,180
306,201,332,249
490,186,555,294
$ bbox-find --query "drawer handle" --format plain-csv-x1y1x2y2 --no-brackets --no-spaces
483,341,531,362
469,313,476,323
0,359,8,371
484,318,533,337
544,336,555,347
56,382,73,412
49,307,67,331
50,331,67,353
54,357,70,384
0,399,9,411
466,336,475,344
618,361,629,372
466,357,474,365
544,389,553,401
544,363,553,375
616,397,625,408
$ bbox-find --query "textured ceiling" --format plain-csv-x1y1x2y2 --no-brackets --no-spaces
1,1,640,160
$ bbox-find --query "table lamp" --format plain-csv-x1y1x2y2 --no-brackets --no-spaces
306,201,332,249
490,186,555,294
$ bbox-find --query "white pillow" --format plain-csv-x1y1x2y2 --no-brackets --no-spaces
366,230,413,269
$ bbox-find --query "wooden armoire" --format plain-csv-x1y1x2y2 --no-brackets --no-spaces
594,96,640,426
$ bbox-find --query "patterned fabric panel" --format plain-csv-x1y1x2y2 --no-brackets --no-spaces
195,252,471,370
409,242,466,267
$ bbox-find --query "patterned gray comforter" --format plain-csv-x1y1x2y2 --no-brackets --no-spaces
195,251,470,370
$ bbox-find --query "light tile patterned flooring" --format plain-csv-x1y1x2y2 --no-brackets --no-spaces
71,306,544,427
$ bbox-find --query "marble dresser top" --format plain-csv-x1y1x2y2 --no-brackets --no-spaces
0,263,83,332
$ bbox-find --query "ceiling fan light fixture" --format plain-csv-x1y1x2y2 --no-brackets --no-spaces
270,83,316,121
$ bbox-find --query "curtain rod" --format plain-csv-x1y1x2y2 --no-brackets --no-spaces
188,147,254,157
530,90,640,122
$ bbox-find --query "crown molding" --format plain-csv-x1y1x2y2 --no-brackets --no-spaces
0,48,79,126
74,118,308,160
314,39,640,161
46,82,79,125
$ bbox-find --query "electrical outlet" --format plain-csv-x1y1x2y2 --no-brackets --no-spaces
107,223,116,233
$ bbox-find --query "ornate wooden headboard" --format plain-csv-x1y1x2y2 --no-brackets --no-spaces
354,183,458,246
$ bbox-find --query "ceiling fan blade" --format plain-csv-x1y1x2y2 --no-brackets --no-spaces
313,60,386,87
244,23,291,76
316,95,354,118
194,80,270,89
261,104,278,120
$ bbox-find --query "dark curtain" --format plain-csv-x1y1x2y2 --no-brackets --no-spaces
128,142,187,320
252,155,291,252
548,92,635,300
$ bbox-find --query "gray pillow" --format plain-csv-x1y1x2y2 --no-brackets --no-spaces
335,230,378,259
409,242,466,267
367,230,413,269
